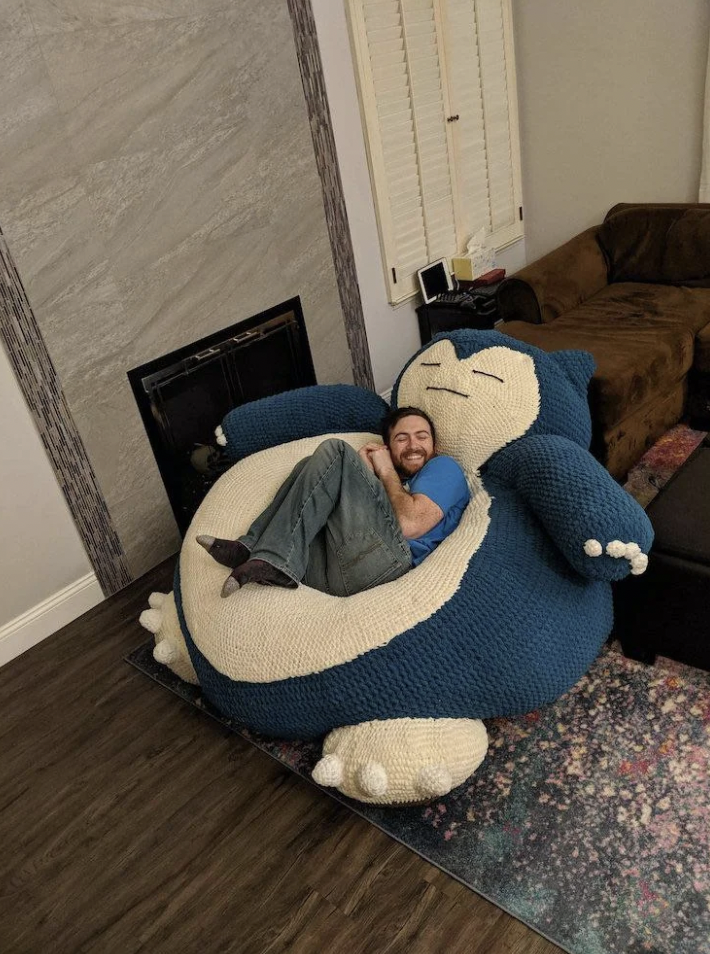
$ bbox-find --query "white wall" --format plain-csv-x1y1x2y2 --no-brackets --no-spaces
311,0,527,394
0,343,99,658
513,0,710,261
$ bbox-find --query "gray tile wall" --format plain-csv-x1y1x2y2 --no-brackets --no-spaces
0,0,368,590
0,225,133,595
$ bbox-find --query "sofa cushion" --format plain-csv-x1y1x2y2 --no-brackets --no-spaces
502,283,706,427
598,207,710,286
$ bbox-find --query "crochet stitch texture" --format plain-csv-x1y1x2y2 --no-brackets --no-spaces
143,330,653,803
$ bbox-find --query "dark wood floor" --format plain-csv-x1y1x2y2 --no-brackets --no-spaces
0,558,563,954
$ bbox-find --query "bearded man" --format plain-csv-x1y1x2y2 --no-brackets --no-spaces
198,407,470,598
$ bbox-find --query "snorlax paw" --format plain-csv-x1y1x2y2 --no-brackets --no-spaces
311,717,488,804
139,591,200,685
584,539,649,575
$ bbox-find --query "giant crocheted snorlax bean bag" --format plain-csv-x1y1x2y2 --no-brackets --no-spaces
140,330,653,805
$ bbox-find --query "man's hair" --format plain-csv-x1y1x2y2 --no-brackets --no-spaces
381,406,437,446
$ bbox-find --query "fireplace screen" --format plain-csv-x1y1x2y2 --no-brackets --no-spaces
129,297,316,535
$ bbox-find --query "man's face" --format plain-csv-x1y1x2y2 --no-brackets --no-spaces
387,414,435,478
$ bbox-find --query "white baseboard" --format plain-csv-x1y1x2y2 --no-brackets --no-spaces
380,387,392,404
0,573,104,667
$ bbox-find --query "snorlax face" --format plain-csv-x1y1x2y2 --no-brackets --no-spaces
396,338,541,471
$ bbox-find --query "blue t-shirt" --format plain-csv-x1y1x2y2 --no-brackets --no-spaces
405,455,470,567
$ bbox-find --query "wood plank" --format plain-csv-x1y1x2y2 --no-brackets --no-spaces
0,557,563,954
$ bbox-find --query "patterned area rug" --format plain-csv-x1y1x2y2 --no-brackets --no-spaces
622,422,707,507
127,424,710,954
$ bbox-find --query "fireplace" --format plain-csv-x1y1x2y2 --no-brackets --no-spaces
128,298,316,535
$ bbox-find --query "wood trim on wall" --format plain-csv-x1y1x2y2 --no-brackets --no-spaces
0,227,132,597
287,0,375,391
0,572,104,667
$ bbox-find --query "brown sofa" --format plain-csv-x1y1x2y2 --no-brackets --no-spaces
497,203,710,479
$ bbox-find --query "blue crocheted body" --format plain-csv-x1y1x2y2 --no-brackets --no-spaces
176,330,653,739
176,489,612,738
220,384,389,462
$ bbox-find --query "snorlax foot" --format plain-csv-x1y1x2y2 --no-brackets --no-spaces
139,590,199,685
312,717,488,805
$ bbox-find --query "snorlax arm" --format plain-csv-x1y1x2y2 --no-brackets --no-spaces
488,435,653,581
217,384,389,462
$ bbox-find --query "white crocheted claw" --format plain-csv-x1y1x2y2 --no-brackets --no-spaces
606,540,627,558
215,424,227,446
358,762,388,797
319,717,487,805
139,608,162,634
600,540,648,574
417,765,453,798
138,590,200,685
153,639,178,665
312,754,344,788
584,539,603,557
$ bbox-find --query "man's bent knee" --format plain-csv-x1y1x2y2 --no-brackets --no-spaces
313,438,355,462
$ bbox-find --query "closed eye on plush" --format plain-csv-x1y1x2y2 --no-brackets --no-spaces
471,369,504,383
420,362,440,366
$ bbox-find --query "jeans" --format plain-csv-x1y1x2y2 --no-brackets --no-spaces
239,439,412,596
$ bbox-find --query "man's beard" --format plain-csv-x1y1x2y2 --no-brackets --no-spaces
395,452,429,479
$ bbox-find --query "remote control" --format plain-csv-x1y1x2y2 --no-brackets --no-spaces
435,292,475,304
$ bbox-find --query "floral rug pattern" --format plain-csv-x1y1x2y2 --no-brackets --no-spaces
622,423,707,508
127,423,710,954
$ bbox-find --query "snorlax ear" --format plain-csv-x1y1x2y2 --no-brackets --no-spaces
551,350,595,397
391,337,456,408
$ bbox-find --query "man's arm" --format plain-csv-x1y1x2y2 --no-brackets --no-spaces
362,443,443,539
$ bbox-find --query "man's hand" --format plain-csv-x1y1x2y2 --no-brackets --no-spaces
358,441,396,479
369,445,397,479
358,442,379,473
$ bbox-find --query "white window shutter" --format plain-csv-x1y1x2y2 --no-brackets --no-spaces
350,0,458,301
440,0,522,247
347,0,522,303
353,0,427,301
400,0,458,266
475,0,520,237
438,0,490,241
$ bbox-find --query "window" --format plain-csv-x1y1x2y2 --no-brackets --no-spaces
347,0,523,303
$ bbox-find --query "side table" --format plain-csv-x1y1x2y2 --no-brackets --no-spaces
416,283,501,345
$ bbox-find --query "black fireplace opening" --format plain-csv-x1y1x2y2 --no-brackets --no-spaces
128,297,316,536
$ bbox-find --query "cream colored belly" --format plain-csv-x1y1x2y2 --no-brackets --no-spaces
182,434,490,683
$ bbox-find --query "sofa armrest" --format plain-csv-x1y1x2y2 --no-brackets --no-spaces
497,226,609,324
